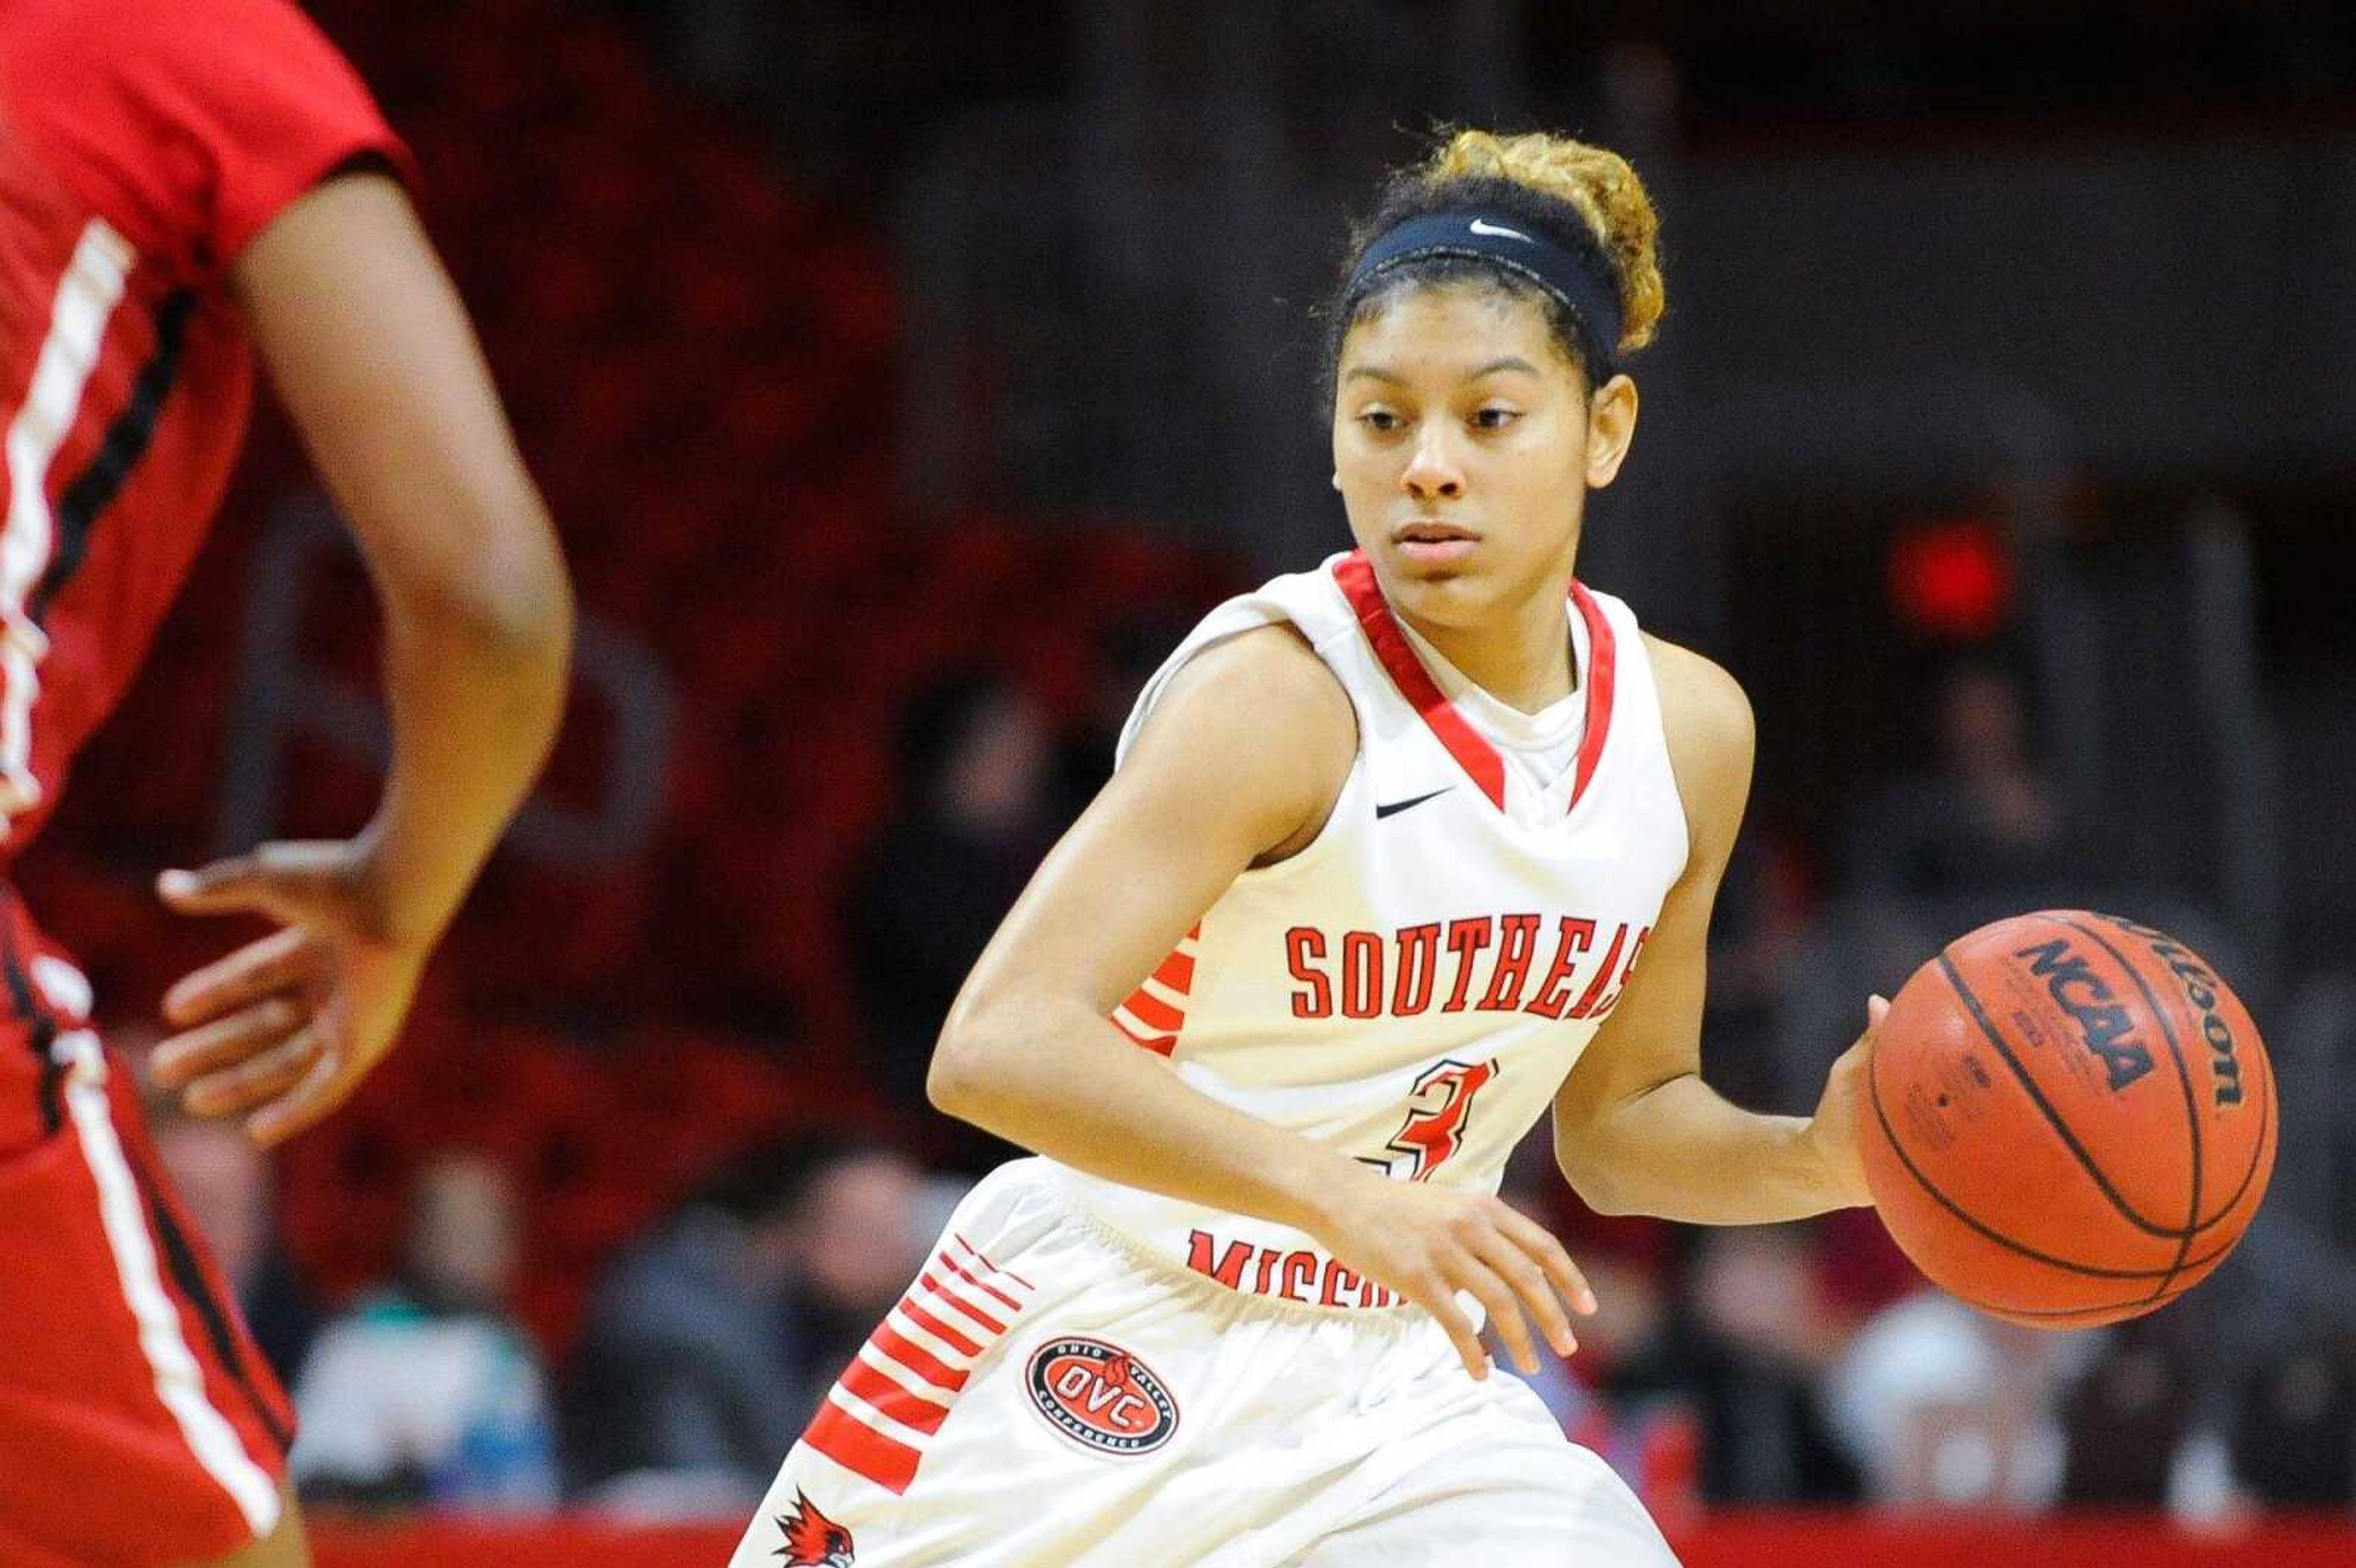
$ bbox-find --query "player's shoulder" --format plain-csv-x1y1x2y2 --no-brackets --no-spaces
4,0,393,275
7,0,309,89
1122,621,1357,845
1153,623,1355,751
1640,633,1752,756
1639,632,1754,839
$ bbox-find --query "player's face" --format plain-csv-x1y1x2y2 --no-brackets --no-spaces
1331,282,1636,629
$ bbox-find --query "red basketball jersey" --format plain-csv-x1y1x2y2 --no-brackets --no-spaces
0,10,413,1557
0,0,412,861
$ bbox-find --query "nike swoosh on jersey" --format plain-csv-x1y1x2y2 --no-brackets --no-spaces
1374,787,1454,820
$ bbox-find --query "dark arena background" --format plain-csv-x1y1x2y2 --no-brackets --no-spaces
26,1,2356,1562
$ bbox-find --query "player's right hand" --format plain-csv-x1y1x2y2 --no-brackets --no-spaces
1806,993,1888,1210
1306,1171,1597,1382
147,836,430,1148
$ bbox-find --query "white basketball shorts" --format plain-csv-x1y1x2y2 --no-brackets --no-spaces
730,1158,1680,1567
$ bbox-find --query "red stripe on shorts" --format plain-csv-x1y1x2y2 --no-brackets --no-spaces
935,1251,1023,1313
918,1270,1007,1335
869,1319,967,1394
953,1232,1033,1289
837,1354,952,1438
897,1295,983,1358
805,1398,920,1495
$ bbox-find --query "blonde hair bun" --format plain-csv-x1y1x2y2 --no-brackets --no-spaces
1420,129,1664,353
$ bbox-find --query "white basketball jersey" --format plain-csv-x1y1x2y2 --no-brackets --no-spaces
1053,550,1690,1309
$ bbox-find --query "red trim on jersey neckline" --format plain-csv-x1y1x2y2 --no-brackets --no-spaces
1331,550,1617,816
1565,579,1615,813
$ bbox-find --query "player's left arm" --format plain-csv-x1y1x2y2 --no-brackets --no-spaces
149,172,572,1144
1549,636,1879,1223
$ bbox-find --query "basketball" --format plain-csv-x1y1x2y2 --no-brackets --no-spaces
1859,910,2277,1328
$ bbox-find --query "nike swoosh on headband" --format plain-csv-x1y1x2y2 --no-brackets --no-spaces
1467,218,1533,243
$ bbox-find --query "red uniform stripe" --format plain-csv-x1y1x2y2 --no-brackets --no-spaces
1150,948,1196,993
898,1294,984,1357
919,1270,1008,1334
1565,924,1627,1020
1332,550,1619,817
804,1399,920,1494
129,1140,294,1458
1565,579,1618,812
936,1251,1024,1313
953,1232,1035,1289
837,1354,952,1437
1122,986,1187,1034
944,1233,1027,1291
871,1319,968,1394
1333,552,1506,810
1112,1017,1179,1056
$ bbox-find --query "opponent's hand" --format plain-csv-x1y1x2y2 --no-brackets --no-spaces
148,839,429,1147
1306,1170,1597,1382
1805,993,1888,1209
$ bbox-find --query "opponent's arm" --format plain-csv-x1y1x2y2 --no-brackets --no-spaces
1550,637,1877,1223
150,171,571,1145
930,627,1594,1379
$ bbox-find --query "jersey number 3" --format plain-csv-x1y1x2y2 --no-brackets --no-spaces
1363,1058,1499,1182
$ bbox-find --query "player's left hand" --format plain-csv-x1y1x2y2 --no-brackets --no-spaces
147,837,429,1147
1804,993,1887,1209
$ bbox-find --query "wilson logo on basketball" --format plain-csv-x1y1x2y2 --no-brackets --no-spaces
2101,913,2247,1107
1023,1337,1180,1456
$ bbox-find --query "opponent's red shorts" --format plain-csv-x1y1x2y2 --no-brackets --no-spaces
0,893,293,1567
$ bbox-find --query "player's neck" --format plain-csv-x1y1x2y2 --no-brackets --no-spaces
1399,592,1575,715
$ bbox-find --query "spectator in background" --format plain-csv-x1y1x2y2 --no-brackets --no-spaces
1780,657,2086,1115
144,1083,325,1388
849,671,1058,1157
1502,1145,1857,1511
2056,1316,2200,1508
1490,1146,1670,1443
1821,1286,2095,1510
1606,1225,1862,1506
1696,832,1815,1113
1049,610,1198,824
1498,1212,1698,1522
290,1153,558,1512
2228,1335,2356,1508
567,1137,942,1515
1850,659,2074,912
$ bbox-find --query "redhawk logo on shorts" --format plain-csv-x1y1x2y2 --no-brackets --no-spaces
1023,1337,1180,1456
774,1489,855,1566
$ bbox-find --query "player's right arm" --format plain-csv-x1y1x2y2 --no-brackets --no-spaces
928,627,1593,1380
148,171,572,1146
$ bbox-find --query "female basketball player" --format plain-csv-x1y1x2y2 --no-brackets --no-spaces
1,1,570,1562
734,131,1881,1566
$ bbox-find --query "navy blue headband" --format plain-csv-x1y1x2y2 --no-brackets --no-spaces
1344,210,1624,377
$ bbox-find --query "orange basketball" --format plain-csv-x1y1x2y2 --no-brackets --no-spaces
1858,910,2276,1328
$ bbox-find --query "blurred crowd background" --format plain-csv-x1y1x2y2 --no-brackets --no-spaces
26,0,2356,1529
